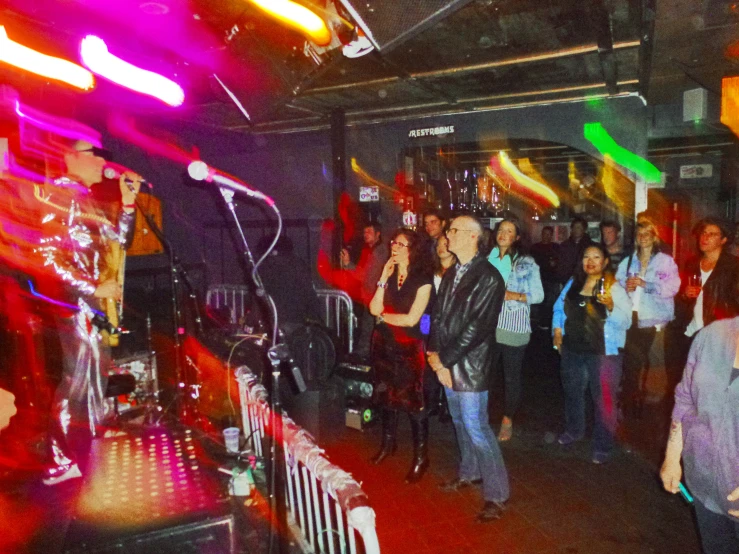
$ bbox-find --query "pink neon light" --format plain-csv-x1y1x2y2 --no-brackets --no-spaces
80,36,185,107
15,100,102,147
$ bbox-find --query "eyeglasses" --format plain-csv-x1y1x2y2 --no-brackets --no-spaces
445,228,473,236
390,240,409,248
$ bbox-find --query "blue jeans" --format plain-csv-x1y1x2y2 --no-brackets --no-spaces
560,347,623,454
445,388,510,503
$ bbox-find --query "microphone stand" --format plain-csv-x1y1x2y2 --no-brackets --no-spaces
135,201,207,429
217,187,290,554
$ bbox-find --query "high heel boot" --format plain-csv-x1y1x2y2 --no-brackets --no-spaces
370,409,398,465
404,417,429,484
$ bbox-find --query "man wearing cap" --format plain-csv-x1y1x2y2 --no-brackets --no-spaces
38,140,141,485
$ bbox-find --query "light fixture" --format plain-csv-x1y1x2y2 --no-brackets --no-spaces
721,76,739,137
248,0,332,46
0,26,94,90
80,35,184,107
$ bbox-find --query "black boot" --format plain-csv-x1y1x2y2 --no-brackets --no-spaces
404,417,429,484
370,409,398,465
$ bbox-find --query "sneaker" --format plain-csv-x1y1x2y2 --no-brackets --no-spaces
498,418,513,442
476,501,506,523
557,432,583,446
439,478,483,492
43,463,82,486
591,451,612,465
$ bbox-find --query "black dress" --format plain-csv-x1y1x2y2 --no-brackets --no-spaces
371,269,433,413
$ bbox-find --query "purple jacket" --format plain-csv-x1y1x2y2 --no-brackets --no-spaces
673,316,739,518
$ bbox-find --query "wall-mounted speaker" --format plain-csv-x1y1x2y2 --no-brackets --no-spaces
683,88,708,122
337,0,475,53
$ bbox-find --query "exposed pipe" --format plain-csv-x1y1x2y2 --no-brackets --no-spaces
302,40,640,95
327,79,640,117
245,91,639,134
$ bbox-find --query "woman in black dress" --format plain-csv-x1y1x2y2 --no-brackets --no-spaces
368,228,434,483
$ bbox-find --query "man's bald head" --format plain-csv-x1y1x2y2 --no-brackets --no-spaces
447,215,484,262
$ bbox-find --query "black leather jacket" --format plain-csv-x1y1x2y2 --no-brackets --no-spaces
429,254,504,392
678,250,739,331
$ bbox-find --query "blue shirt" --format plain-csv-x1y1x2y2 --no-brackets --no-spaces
488,247,513,283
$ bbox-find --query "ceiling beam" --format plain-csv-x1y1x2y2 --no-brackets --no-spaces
639,0,657,101
246,90,639,134
585,0,618,95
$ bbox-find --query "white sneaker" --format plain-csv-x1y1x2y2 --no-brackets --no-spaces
43,463,82,486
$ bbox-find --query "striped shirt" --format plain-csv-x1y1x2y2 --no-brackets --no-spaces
494,254,545,335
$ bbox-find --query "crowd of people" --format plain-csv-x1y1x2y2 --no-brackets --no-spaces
337,210,739,550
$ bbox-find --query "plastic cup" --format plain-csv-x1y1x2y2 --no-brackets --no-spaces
223,427,240,454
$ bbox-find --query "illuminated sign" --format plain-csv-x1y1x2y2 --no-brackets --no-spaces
408,125,455,138
359,186,379,202
679,164,712,179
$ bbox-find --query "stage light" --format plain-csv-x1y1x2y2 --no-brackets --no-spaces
0,26,94,90
721,76,739,137
584,122,661,183
80,35,184,107
248,0,332,46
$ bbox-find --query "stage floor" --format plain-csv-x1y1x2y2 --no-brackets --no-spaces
0,423,288,554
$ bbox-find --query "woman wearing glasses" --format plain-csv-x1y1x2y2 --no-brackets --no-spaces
553,244,631,464
369,229,434,483
487,218,544,441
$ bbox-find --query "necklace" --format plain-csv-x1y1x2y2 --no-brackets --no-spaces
398,272,407,288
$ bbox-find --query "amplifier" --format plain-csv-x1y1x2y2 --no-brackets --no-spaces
64,428,235,553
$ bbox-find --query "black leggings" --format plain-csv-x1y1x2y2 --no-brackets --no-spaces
492,343,527,419
622,315,657,407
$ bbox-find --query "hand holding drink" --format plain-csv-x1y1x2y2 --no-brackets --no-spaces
595,277,614,310
685,273,701,299
626,271,641,293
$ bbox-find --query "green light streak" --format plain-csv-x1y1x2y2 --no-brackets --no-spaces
584,122,661,183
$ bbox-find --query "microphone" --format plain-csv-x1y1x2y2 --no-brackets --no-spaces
187,161,273,206
103,165,151,188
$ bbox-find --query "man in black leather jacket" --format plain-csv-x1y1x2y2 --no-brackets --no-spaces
427,215,510,522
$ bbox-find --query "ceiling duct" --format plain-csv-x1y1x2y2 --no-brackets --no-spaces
336,0,475,53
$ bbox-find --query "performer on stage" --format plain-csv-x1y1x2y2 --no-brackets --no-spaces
38,140,141,485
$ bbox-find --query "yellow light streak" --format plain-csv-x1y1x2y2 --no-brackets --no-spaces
249,0,331,46
0,26,94,90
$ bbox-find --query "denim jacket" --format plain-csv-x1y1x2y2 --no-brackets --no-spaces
489,251,544,334
489,250,545,310
616,252,680,329
553,279,632,356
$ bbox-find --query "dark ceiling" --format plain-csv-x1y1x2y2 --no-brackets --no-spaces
0,0,735,135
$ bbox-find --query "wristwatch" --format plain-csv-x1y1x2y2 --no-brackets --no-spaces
376,314,385,324
377,281,388,289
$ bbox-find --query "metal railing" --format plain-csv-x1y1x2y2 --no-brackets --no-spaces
206,285,356,354
236,367,379,554
206,285,250,324
316,289,356,354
